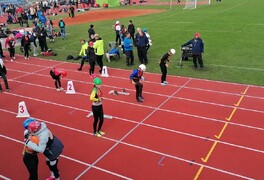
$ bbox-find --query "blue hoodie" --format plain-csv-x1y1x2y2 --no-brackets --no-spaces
124,37,133,51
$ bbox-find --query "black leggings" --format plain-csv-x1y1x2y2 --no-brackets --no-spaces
23,153,39,180
8,47,15,58
24,45,30,58
50,70,61,88
160,64,167,83
89,62,95,75
135,81,143,99
0,72,10,90
92,105,104,133
79,56,88,69
46,159,60,178
96,55,103,73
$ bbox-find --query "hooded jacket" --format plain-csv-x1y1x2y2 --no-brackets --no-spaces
25,122,64,160
93,38,104,56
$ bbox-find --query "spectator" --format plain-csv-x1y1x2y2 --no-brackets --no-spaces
114,21,121,46
135,28,149,64
127,20,135,43
69,5,75,18
77,39,88,71
38,27,49,53
124,32,134,66
87,41,96,78
46,21,54,43
30,33,38,57
88,24,95,39
93,34,104,74
21,11,29,27
5,34,16,61
181,32,204,69
21,33,31,60
58,18,66,40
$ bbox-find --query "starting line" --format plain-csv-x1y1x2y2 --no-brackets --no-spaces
87,112,113,119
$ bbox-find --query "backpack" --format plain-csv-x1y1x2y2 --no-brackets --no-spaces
66,55,73,60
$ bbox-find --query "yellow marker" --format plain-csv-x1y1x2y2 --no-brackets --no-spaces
215,122,228,139
193,166,204,180
201,141,218,163
241,86,249,95
225,107,237,121
234,95,244,106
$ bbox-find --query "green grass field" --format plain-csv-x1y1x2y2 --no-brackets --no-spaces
19,0,264,86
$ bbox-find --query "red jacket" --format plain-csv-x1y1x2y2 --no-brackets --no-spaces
5,38,16,48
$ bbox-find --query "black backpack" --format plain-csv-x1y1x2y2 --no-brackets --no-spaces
66,55,74,60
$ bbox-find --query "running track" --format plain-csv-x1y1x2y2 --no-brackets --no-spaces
0,55,264,180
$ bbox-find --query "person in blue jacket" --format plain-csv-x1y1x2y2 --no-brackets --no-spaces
129,64,146,103
182,32,204,69
124,32,134,66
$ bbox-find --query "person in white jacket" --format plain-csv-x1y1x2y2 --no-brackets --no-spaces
25,120,64,180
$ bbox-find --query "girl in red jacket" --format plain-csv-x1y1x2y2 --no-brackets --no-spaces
49,68,67,91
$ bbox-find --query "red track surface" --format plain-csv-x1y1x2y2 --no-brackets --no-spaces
0,55,264,180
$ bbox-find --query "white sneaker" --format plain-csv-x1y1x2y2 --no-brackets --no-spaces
25,57,27,60
11,59,13,62
161,83,167,86
33,54,37,57
56,88,61,91
13,57,16,59
59,87,64,91
164,81,169,84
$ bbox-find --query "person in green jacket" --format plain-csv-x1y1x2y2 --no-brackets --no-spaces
93,34,104,74
78,39,88,71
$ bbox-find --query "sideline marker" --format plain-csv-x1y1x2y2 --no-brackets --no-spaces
16,101,30,118
101,66,109,77
66,80,76,94
87,112,113,119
